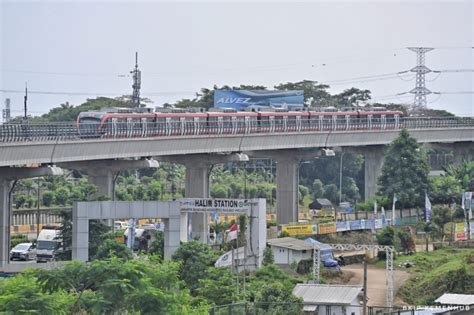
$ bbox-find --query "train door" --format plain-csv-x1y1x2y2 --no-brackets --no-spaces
141,118,147,137
165,117,172,136
381,115,386,129
180,117,186,135
367,115,373,129
295,116,301,132
283,116,288,132
269,116,275,133
231,117,237,134
395,114,400,129
126,118,132,137
319,115,323,131
194,117,200,135
332,115,337,130
217,117,223,134
345,115,350,130
111,118,118,138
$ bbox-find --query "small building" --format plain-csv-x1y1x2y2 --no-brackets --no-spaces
434,293,474,314
309,198,334,211
293,284,364,315
267,237,313,266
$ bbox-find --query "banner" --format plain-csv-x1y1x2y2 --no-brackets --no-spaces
214,90,304,110
455,222,467,241
282,224,317,236
318,222,336,234
374,219,384,230
350,220,362,230
336,221,350,232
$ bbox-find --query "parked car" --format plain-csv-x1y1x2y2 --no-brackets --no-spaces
10,242,37,261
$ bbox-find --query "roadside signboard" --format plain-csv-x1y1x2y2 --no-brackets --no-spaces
455,222,467,241
214,90,304,110
318,222,336,234
281,224,317,236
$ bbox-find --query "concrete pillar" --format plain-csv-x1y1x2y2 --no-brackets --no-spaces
163,202,182,259
364,146,386,201
0,166,64,269
88,170,114,199
0,179,11,268
184,163,210,243
275,156,299,225
72,202,89,262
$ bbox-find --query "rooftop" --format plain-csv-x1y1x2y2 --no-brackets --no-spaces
435,293,474,306
293,284,363,305
267,237,314,251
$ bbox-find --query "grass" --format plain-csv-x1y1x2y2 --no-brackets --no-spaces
373,248,474,305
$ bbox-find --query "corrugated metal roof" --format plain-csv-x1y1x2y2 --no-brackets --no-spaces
293,284,363,305
267,237,314,251
435,293,474,306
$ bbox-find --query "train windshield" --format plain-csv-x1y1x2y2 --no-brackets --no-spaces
78,113,104,136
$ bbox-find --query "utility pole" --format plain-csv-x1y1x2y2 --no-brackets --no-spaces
131,52,142,108
363,259,367,315
24,83,28,120
3,98,11,123
408,47,434,110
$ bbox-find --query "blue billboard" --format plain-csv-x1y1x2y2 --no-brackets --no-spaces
214,90,304,110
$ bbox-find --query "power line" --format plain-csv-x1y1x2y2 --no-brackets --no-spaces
0,89,195,96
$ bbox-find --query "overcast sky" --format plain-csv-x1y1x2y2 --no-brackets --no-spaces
1,0,472,118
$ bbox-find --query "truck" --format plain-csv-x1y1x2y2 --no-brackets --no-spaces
36,225,62,262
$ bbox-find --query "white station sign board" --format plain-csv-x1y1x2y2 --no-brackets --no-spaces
180,198,254,213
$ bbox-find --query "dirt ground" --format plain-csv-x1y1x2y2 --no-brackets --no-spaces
343,264,410,307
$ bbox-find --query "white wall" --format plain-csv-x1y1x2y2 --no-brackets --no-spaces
317,305,360,315
272,245,290,264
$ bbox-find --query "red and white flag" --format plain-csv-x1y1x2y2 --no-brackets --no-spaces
226,224,238,241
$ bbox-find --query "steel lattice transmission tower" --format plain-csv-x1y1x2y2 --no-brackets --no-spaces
131,52,142,107
408,47,434,109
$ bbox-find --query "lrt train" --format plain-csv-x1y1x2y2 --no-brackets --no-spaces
76,107,403,138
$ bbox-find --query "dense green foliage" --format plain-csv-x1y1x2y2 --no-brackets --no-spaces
378,129,430,208
398,248,474,305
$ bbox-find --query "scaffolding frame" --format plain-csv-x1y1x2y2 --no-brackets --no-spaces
312,243,395,308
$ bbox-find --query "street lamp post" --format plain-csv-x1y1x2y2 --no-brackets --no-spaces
339,150,345,208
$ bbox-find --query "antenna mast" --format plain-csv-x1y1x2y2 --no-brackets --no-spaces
24,83,28,120
131,52,142,107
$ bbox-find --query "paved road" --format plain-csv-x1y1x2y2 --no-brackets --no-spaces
343,264,410,306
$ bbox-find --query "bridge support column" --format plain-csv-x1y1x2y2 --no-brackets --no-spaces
184,163,210,243
0,166,64,269
0,180,11,268
88,171,114,200
364,146,386,201
275,156,299,225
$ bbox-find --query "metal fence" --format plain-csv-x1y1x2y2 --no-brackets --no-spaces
209,303,416,315
1,117,472,143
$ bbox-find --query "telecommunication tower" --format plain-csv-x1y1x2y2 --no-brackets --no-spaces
131,52,142,107
2,98,11,123
408,47,434,109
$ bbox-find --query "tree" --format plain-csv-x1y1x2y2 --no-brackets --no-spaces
378,129,430,208
312,179,325,199
396,228,415,254
197,267,240,305
42,191,54,207
431,205,454,241
323,184,339,205
171,240,217,295
55,187,70,206
262,247,275,266
93,239,133,260
376,226,395,259
255,282,303,315
0,274,73,314
430,175,462,205
333,88,371,108
444,160,474,191
274,80,331,107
